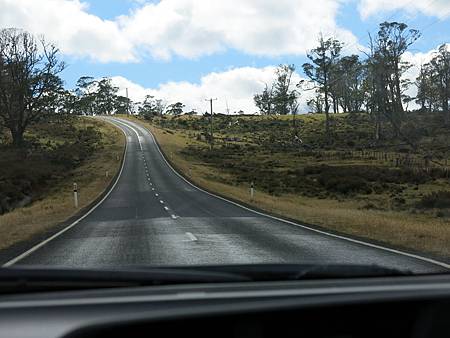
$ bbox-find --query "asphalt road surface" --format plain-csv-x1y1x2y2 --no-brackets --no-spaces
10,117,449,273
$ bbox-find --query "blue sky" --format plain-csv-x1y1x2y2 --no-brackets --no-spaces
1,0,449,112
59,0,450,88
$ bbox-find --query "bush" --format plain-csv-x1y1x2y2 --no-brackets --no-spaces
318,174,371,195
416,191,450,209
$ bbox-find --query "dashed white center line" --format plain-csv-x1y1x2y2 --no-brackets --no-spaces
151,188,155,191
164,206,169,211
171,215,178,219
155,193,159,197
159,200,164,204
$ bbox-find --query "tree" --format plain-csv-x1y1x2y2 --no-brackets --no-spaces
253,64,299,116
139,95,165,119
74,76,97,115
254,83,274,115
166,102,185,115
367,22,420,138
415,63,438,112
0,28,65,146
429,44,450,124
95,78,118,115
303,36,342,143
272,64,298,115
114,95,131,115
333,55,364,113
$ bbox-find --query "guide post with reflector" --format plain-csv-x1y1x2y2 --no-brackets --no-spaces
73,183,78,208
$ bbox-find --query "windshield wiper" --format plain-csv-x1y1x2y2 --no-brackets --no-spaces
0,266,250,294
0,264,412,294
169,263,413,281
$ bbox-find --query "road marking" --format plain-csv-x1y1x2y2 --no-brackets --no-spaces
155,193,159,197
2,118,129,267
160,200,164,204
121,118,450,270
185,232,198,242
164,206,169,211
152,188,155,191
171,215,178,219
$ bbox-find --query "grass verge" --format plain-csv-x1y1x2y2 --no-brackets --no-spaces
0,117,125,252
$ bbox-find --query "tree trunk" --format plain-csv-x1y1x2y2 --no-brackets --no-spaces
324,89,331,144
10,127,24,147
443,98,449,125
375,111,381,141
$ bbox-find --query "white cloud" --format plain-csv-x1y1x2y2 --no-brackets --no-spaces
111,66,310,114
120,0,361,59
0,0,360,62
358,0,450,19
0,0,136,62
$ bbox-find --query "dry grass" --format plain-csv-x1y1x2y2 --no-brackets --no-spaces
0,118,125,251
127,116,450,259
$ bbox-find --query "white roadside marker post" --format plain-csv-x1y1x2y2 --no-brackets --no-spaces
250,181,254,200
73,183,79,209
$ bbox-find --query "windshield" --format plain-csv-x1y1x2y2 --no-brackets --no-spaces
0,0,449,279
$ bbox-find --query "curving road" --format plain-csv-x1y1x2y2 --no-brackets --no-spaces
9,117,449,273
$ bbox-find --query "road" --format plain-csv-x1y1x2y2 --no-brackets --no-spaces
9,117,448,273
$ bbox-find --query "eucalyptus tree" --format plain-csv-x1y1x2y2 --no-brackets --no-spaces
139,95,166,119
0,28,65,146
166,102,185,116
303,36,342,143
367,22,420,138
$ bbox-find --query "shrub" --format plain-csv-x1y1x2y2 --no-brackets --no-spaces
416,191,450,209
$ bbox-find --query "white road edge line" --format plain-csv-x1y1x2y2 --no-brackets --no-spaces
115,118,142,151
2,118,129,267
185,232,198,242
120,118,450,270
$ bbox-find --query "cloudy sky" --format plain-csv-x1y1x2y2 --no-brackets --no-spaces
1,0,449,113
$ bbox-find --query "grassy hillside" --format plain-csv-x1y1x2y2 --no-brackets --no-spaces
127,112,450,259
0,116,125,251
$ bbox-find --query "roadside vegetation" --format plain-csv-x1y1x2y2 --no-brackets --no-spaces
0,28,125,251
0,117,124,251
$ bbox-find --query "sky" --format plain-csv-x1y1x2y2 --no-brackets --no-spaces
1,0,450,113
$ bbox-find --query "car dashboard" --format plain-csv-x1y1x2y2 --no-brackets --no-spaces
0,274,449,338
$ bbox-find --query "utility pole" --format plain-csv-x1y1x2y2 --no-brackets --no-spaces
126,88,129,115
205,98,217,150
